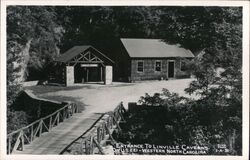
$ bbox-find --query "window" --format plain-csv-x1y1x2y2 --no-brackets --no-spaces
155,61,162,72
137,61,144,72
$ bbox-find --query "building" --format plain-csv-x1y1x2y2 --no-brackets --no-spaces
52,45,114,86
50,39,194,85
120,38,195,82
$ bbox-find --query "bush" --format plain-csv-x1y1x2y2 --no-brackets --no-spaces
115,89,242,155
7,108,29,134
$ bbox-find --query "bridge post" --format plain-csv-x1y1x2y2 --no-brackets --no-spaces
8,137,11,154
49,116,52,130
21,130,24,151
57,112,60,125
97,127,100,143
31,125,34,141
80,138,84,154
39,120,43,137
85,138,90,154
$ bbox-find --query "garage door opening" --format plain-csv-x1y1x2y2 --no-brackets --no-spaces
74,64,104,83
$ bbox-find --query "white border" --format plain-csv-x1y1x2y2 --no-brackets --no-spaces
1,1,249,160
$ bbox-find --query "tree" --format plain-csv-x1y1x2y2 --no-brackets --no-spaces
7,6,64,133
7,6,63,82
57,6,158,51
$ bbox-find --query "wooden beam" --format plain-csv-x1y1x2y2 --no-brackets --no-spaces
86,69,89,82
93,138,104,155
104,124,115,144
12,132,22,151
100,67,103,81
88,52,91,60
68,51,105,64
8,137,11,154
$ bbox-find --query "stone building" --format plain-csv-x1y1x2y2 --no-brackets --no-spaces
120,38,195,82
51,46,114,86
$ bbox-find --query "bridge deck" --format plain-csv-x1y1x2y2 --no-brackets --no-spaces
13,111,103,155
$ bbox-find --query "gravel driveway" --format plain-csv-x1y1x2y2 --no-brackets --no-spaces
37,78,196,114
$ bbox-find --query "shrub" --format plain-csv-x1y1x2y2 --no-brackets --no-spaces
7,108,29,134
115,89,242,155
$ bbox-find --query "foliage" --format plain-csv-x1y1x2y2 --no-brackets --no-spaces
7,27,28,134
57,6,157,51
7,108,29,134
7,6,63,133
139,88,188,106
7,5,64,110
7,43,22,107
156,7,242,104
156,7,242,154
7,6,63,81
115,89,241,155
157,7,242,51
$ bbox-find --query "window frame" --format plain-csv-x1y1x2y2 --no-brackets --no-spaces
137,60,144,73
155,60,162,72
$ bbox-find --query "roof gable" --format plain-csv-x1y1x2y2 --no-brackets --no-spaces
55,45,114,64
121,38,194,58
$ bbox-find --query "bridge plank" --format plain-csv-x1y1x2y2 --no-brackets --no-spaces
12,112,102,155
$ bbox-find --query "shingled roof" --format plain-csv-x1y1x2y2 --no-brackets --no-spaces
121,38,194,58
55,45,114,64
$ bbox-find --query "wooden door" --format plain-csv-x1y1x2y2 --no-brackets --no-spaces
168,61,175,78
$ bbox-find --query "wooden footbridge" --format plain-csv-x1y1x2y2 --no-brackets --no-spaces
7,102,126,155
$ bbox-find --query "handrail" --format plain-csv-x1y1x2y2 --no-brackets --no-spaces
7,102,78,154
63,102,126,155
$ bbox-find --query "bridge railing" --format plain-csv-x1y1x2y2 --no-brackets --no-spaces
81,102,126,155
7,102,78,154
63,102,126,155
